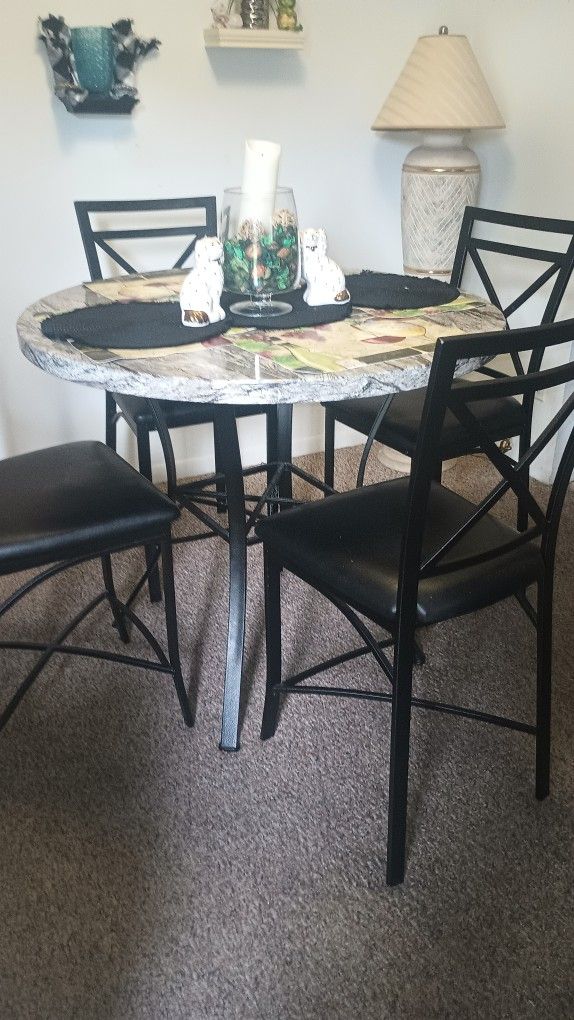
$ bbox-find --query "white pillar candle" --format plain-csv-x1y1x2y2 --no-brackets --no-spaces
239,139,281,229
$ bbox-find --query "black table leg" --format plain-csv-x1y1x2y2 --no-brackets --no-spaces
214,406,248,751
151,399,294,751
266,404,294,511
276,404,293,503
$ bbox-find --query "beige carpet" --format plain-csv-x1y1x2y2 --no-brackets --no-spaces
0,447,572,1019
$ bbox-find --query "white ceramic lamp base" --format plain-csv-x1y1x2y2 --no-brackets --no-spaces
375,444,458,475
375,445,412,474
401,132,480,280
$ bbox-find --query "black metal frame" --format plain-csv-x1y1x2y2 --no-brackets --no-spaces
324,208,574,493
74,197,276,604
0,535,192,736
74,197,219,281
148,397,334,751
261,317,574,885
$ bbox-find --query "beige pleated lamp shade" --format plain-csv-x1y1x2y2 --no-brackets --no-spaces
372,29,505,131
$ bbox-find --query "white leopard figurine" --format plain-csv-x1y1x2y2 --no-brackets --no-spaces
179,236,226,327
300,228,350,306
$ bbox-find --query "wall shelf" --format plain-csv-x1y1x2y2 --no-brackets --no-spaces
203,27,304,50
69,94,138,115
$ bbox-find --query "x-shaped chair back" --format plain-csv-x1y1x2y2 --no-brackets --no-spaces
451,207,574,359
399,317,574,624
74,197,218,280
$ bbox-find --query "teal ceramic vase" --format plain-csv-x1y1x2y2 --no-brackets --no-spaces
70,27,115,94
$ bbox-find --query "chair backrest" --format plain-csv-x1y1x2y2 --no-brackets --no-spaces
74,197,218,281
450,207,574,328
396,318,574,632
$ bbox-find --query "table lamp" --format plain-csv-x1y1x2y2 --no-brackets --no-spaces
372,26,505,279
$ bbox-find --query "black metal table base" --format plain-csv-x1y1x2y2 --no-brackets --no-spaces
149,401,335,751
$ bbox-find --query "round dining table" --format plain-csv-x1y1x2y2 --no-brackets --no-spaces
17,273,506,749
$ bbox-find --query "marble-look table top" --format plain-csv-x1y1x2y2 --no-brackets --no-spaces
17,274,506,405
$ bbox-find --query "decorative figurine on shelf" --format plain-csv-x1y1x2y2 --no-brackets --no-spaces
211,1,243,29
241,0,269,29
179,237,226,327
270,0,302,31
300,229,350,307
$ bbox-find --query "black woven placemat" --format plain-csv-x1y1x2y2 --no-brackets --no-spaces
41,287,352,350
346,271,459,310
41,301,228,349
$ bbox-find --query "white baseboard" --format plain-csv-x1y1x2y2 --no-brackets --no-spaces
112,403,365,484
150,431,330,482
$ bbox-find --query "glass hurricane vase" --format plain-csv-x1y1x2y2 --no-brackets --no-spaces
221,186,299,317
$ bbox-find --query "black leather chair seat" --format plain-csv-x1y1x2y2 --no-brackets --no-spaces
114,394,271,431
256,478,542,627
0,442,178,575
326,383,527,459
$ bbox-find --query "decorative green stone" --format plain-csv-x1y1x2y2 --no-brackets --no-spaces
223,222,299,295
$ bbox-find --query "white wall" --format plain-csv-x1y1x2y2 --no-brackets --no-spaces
2,1,573,480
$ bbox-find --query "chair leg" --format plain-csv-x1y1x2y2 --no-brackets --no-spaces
266,407,280,513
386,625,415,886
161,539,193,727
136,427,163,604
413,637,426,666
324,407,336,492
535,576,553,800
261,551,283,740
214,418,228,514
265,405,293,513
101,554,130,643
276,405,293,504
517,433,530,532
105,391,118,451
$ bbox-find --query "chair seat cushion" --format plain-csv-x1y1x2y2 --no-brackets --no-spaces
255,479,542,627
325,383,527,459
0,442,179,575
113,394,271,430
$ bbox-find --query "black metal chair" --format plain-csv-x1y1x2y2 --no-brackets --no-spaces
74,197,275,601
323,209,574,501
256,317,574,885
0,440,192,734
